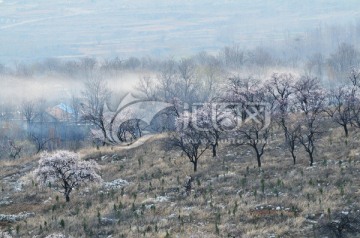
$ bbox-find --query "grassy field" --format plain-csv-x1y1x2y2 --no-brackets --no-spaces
0,123,360,237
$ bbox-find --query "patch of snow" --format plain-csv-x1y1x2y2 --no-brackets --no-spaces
0,212,35,223
0,231,12,238
101,155,109,161
183,206,193,211
13,180,24,192
145,204,155,209
218,172,236,178
0,197,12,206
103,179,129,190
43,197,52,204
45,233,73,238
142,196,169,204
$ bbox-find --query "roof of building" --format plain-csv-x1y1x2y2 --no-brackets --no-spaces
56,103,74,114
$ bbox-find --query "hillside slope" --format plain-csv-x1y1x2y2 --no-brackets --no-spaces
1,127,360,237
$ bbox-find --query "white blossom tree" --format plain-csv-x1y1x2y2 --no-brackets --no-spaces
34,150,102,202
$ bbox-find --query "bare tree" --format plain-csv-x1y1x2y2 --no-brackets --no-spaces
8,140,22,159
347,68,360,128
197,57,224,102
222,76,264,121
157,59,177,101
221,76,272,167
34,150,102,202
294,76,325,166
349,68,360,89
304,53,324,79
266,73,300,164
21,100,36,130
222,44,245,70
178,58,196,102
30,133,53,154
247,47,273,70
237,117,271,168
81,77,112,145
284,125,301,165
191,103,226,157
325,86,353,137
70,95,81,123
136,76,157,100
266,73,294,127
328,43,360,81
172,111,210,172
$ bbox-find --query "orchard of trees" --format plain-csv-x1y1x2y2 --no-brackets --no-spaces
1,42,360,172
165,69,360,171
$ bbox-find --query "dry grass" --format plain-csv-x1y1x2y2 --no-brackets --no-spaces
1,125,360,237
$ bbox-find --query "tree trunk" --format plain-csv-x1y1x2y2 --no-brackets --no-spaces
64,185,72,202
212,144,217,157
256,154,262,168
343,124,349,137
291,150,296,165
193,160,198,172
309,152,314,166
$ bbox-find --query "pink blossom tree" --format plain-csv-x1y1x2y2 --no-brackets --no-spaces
34,150,102,202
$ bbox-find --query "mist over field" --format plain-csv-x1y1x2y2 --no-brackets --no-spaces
0,0,359,102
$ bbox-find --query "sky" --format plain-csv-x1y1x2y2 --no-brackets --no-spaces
0,0,359,63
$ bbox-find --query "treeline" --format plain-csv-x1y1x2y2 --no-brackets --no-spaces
0,42,359,85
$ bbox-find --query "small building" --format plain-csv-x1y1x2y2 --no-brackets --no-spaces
47,103,74,122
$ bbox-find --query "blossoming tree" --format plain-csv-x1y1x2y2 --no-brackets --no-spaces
34,150,102,202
